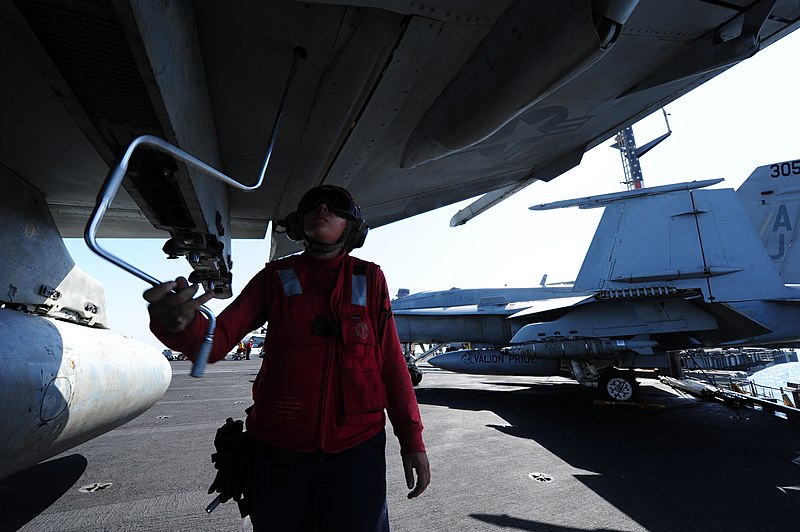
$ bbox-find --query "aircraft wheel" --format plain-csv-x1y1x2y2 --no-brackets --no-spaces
599,371,639,402
409,366,423,386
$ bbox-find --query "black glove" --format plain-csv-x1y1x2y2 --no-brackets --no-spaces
207,418,245,503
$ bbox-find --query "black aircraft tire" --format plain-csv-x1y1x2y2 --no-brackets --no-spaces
599,371,639,402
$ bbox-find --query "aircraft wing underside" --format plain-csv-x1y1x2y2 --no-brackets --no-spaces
2,0,800,267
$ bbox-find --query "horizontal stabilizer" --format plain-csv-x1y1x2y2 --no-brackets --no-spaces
506,295,595,320
393,299,553,317
690,301,772,344
530,179,722,211
391,286,575,311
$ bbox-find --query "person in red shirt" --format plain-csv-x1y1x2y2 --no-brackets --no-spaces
144,185,429,531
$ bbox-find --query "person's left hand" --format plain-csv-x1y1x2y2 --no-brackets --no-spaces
401,451,430,499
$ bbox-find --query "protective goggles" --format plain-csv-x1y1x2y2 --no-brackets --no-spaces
296,185,360,219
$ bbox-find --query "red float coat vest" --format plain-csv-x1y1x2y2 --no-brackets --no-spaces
151,252,425,454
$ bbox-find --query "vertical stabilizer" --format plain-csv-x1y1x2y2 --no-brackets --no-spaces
573,186,787,302
737,158,800,284
573,190,705,294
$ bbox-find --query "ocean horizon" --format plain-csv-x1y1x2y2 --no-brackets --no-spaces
749,360,800,390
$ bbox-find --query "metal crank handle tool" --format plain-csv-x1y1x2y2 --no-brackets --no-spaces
85,193,218,377
206,494,223,514
84,46,305,377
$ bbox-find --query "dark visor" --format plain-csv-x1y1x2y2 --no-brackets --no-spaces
297,186,358,219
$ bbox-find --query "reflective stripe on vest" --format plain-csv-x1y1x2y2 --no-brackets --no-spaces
278,269,303,297
278,267,367,305
352,274,367,307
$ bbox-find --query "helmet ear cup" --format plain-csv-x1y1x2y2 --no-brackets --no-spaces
284,211,305,241
348,219,369,249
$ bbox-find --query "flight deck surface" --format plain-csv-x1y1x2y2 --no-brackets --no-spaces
3,361,799,531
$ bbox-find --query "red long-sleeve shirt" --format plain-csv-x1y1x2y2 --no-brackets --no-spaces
151,252,425,454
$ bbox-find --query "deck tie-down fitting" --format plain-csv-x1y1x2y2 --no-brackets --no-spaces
85,47,306,377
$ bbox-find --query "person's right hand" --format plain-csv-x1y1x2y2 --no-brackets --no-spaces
143,277,214,332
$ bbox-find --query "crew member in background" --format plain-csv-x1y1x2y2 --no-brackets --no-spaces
143,185,429,531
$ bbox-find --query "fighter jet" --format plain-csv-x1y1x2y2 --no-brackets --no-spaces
394,159,800,402
2,1,800,479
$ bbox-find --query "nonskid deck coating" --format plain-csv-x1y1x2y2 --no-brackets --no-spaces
3,360,799,531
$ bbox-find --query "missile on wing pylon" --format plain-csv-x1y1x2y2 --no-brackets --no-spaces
428,338,657,376
428,349,563,376
505,338,657,358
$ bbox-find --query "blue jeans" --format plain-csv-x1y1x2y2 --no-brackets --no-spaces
249,430,389,532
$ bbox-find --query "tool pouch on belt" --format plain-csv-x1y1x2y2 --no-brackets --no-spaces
207,417,254,518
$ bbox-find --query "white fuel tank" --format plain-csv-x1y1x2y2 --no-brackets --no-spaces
0,309,172,480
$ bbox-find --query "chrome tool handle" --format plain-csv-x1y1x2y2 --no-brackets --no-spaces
84,47,304,377
191,318,216,378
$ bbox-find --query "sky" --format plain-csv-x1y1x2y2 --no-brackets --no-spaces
64,28,800,351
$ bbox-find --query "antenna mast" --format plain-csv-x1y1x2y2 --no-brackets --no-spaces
612,108,672,190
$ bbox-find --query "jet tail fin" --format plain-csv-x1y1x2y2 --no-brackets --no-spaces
737,158,800,284
571,181,788,302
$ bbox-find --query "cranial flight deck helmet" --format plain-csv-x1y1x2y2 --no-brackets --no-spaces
285,185,369,252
